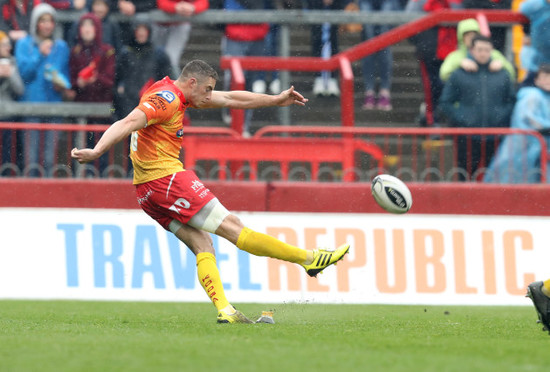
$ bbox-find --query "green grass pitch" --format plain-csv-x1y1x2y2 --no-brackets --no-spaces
0,300,547,372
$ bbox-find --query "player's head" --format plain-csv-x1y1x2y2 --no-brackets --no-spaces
179,60,218,84
178,60,219,108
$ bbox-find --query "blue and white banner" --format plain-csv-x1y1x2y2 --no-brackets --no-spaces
0,208,547,305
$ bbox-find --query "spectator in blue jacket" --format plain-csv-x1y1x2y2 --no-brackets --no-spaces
485,64,550,183
439,35,516,181
15,3,70,177
519,0,550,87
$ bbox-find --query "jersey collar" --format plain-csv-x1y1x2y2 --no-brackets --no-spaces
163,76,189,111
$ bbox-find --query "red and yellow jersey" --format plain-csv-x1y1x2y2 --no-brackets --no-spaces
131,77,189,185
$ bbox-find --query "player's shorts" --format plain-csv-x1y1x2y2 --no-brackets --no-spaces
135,170,218,231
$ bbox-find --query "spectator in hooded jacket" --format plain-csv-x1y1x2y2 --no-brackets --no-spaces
439,18,515,83
15,3,71,177
114,14,172,119
67,12,115,176
519,0,550,88
0,30,24,174
68,12,115,105
67,0,123,53
439,35,516,181
485,64,550,183
462,0,512,53
116,0,158,46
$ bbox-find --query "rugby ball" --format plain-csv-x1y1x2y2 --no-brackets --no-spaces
371,174,412,214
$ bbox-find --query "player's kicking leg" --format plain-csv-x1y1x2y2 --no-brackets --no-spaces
214,214,350,277
170,220,253,324
526,280,550,334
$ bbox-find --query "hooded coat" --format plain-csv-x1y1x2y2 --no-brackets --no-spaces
14,3,70,103
439,18,516,82
115,17,172,118
69,12,115,103
485,85,550,183
520,0,550,69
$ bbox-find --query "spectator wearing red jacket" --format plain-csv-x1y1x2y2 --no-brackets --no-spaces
68,12,115,176
153,0,208,77
68,12,115,104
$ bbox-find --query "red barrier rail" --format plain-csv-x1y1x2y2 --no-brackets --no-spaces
254,125,549,183
220,10,528,131
0,123,546,183
0,122,239,178
182,136,384,182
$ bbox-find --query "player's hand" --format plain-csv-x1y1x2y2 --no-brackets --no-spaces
276,86,308,107
71,147,98,164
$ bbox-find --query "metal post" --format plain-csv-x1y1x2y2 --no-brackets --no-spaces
279,24,291,126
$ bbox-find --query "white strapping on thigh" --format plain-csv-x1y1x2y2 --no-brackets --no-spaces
168,219,184,234
188,198,230,233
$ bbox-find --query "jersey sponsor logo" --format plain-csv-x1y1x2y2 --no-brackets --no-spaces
176,128,184,138
156,90,176,103
147,96,167,111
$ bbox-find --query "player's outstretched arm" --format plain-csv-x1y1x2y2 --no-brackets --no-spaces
206,86,308,109
71,108,147,164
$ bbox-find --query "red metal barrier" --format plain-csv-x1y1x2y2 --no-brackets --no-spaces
1,123,547,183
254,126,549,183
0,122,239,178
220,10,528,132
182,136,384,182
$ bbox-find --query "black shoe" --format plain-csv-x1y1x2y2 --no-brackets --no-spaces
526,281,550,334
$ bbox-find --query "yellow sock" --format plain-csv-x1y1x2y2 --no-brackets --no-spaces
236,227,308,264
543,279,550,297
196,252,230,311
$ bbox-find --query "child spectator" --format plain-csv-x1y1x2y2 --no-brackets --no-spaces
15,3,71,177
462,0,512,53
439,18,515,83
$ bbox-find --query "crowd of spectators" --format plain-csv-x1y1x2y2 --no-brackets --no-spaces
0,0,548,181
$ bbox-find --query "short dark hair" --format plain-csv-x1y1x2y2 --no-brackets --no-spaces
470,35,492,49
536,64,550,78
179,60,219,83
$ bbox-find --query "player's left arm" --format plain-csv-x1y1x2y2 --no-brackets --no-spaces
205,86,308,109
71,108,147,164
